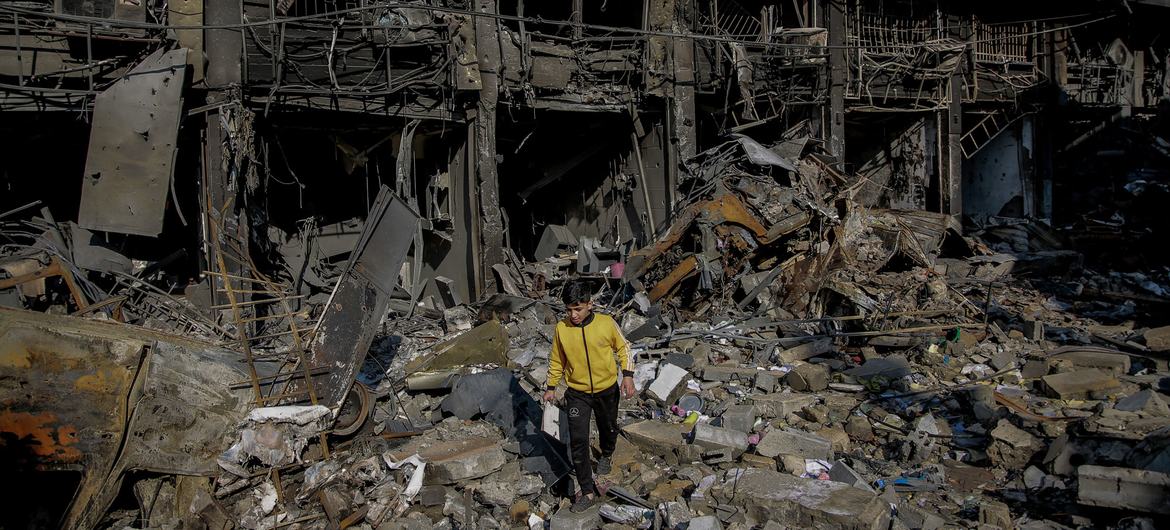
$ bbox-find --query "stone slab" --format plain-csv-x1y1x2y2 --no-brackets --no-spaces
720,404,758,433
692,423,749,454
388,435,506,484
776,339,833,363
702,365,759,383
623,420,691,457
750,392,817,418
756,428,832,460
711,468,889,530
1042,369,1120,400
1048,349,1131,376
550,503,602,530
1077,465,1170,514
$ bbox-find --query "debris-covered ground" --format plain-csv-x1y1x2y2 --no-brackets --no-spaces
4,128,1169,529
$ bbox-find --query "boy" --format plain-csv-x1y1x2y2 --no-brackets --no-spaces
543,280,635,512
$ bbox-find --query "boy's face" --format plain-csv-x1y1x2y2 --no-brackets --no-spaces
566,301,593,325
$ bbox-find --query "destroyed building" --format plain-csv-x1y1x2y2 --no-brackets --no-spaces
2,0,1170,528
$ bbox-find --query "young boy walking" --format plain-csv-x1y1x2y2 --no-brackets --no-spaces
543,280,635,512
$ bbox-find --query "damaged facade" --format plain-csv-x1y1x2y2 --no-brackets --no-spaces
2,0,1170,528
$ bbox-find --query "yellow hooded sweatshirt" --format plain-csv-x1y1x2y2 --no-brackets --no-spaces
546,312,633,394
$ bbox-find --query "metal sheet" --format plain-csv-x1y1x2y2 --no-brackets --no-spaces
117,341,257,476
305,187,419,409
0,307,269,529
78,49,188,237
0,307,143,529
348,187,420,295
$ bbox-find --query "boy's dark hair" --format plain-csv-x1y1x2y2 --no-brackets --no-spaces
561,279,593,306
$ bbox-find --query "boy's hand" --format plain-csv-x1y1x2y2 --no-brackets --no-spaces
620,376,635,399
543,390,557,402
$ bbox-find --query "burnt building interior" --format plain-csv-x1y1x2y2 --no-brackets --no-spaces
3,0,1170,528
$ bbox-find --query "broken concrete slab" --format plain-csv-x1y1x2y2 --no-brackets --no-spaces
1115,389,1170,416
550,503,602,530
845,355,912,384
816,427,851,453
845,416,875,442
756,428,832,460
786,363,830,392
720,404,758,433
648,363,689,403
1144,326,1170,352
388,436,507,485
754,371,778,392
828,460,875,493
692,423,749,454
750,392,817,418
1048,347,1131,376
623,421,691,456
702,365,759,383
1023,319,1045,341
1077,465,1170,514
978,499,1013,529
741,453,778,470
687,515,724,530
776,339,833,363
1042,369,1121,399
711,468,889,530
660,501,691,530
989,419,1040,469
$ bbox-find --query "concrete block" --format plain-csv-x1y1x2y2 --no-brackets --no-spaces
648,363,689,403
754,371,778,393
649,479,693,504
659,501,691,530
828,460,875,493
786,363,830,392
741,453,778,470
756,428,832,460
623,420,690,457
688,515,724,530
750,392,816,418
692,423,749,454
419,485,446,507
388,436,506,484
989,350,1016,371
978,500,1013,529
1077,465,1170,514
1144,325,1170,352
720,404,758,433
1115,389,1170,416
1042,369,1120,399
1022,319,1044,341
1021,359,1049,379
711,468,888,530
550,503,602,530
988,419,1039,469
776,339,833,363
845,416,875,442
702,448,735,464
1048,349,1130,376
896,503,947,530
816,427,851,453
702,365,758,383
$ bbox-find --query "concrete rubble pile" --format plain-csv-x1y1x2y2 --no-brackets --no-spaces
4,132,1170,529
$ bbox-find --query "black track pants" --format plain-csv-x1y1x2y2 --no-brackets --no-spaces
564,383,619,494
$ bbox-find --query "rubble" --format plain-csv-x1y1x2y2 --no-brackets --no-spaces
2,2,1169,528
1077,465,1170,514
